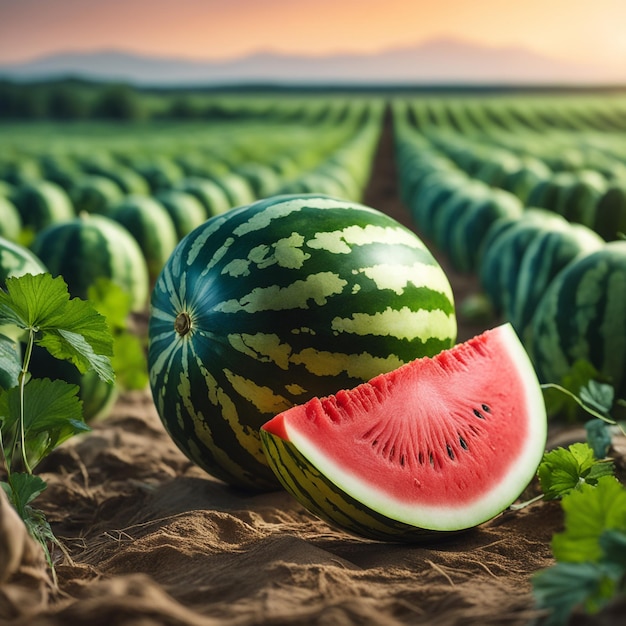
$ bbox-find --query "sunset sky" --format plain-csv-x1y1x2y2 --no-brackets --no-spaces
1,0,625,79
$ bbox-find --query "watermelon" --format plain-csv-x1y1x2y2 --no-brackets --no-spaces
500,158,551,204
83,162,150,196
527,241,626,399
0,196,22,242
30,213,150,313
430,180,493,253
148,193,457,491
232,163,281,199
11,180,75,235
478,210,568,316
154,189,207,240
110,195,178,285
554,170,606,228
132,157,184,193
208,172,256,207
173,177,231,218
408,170,469,239
70,174,125,215
594,183,626,241
444,189,524,273
0,235,47,290
0,333,21,392
510,223,604,336
260,323,546,541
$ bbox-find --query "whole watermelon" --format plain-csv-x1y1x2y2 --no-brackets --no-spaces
30,213,150,312
527,241,626,399
148,194,457,490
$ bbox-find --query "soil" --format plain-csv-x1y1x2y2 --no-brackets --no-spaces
0,111,615,626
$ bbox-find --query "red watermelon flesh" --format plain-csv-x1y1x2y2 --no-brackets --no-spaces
262,323,546,532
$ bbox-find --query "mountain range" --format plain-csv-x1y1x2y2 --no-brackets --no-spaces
0,39,619,87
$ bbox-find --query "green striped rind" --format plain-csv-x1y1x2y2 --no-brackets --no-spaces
148,193,457,490
594,184,626,242
12,180,75,234
173,177,231,218
478,210,568,316
110,195,179,285
0,196,22,242
154,190,207,240
408,171,470,239
0,235,47,289
511,223,604,337
528,241,626,398
445,189,523,273
260,429,451,542
70,175,125,215
30,213,150,312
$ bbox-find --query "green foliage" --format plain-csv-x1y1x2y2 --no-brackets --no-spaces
538,443,614,500
86,278,148,391
92,84,146,121
533,375,626,625
533,478,626,624
0,272,114,579
551,477,626,563
0,273,114,381
542,359,610,421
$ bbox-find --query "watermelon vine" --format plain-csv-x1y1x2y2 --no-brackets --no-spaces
0,273,114,583
532,375,626,624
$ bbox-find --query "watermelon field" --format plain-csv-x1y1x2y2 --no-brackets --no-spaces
1,87,626,626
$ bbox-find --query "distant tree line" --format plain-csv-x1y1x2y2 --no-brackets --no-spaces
0,81,149,120
0,80,302,122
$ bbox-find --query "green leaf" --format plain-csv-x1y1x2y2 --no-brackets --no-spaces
87,278,134,332
38,327,114,382
2,472,47,517
0,273,114,383
0,378,90,469
585,419,613,460
0,273,71,329
533,561,621,626
542,359,604,421
111,332,148,391
579,380,614,416
538,443,614,500
599,529,626,569
552,476,626,563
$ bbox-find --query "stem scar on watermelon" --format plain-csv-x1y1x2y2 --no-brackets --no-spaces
260,323,547,542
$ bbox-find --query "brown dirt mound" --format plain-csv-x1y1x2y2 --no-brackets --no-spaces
10,389,562,626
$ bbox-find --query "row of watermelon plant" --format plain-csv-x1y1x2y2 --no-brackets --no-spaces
406,94,626,135
396,95,626,624
0,99,382,250
400,97,626,242
0,101,384,420
392,98,626,404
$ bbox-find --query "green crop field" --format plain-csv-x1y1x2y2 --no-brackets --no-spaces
2,84,626,625
2,87,626,394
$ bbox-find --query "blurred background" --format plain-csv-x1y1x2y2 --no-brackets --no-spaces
1,0,625,119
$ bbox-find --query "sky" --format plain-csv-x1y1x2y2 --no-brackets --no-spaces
1,0,625,78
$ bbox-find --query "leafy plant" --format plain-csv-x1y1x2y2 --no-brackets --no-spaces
0,272,113,581
533,477,626,624
532,371,626,625
86,277,148,392
537,442,614,501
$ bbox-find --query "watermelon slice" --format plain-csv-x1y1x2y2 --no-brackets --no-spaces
260,323,547,541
